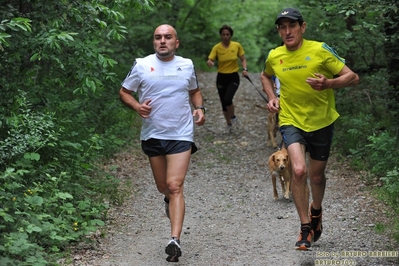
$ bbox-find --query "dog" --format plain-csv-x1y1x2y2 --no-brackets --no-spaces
255,104,279,148
268,148,291,200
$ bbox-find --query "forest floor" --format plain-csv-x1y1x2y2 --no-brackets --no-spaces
65,72,398,266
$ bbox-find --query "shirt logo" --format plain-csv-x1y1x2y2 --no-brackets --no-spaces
280,59,284,64
177,67,182,71
150,67,155,72
305,56,311,60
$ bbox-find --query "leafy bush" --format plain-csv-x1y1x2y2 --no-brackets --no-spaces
366,132,397,175
0,92,58,166
0,91,118,265
380,168,399,205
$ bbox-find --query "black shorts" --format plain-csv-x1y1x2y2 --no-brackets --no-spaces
280,124,334,161
216,72,240,110
141,138,198,157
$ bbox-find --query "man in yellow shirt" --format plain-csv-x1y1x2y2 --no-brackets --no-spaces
207,25,248,131
261,8,359,250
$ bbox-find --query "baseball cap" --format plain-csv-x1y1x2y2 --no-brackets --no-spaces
275,8,303,24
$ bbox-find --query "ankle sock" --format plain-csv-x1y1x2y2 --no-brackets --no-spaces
301,223,312,229
311,207,321,216
171,237,180,244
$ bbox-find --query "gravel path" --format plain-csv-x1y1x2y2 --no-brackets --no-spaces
69,72,399,266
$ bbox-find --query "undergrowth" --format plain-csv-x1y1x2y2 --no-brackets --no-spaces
0,92,137,265
334,70,399,244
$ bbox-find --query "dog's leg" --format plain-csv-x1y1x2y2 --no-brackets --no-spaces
281,171,290,199
273,119,278,149
270,130,277,148
285,179,290,199
267,113,273,147
267,130,272,147
269,113,278,148
272,173,278,200
279,175,286,198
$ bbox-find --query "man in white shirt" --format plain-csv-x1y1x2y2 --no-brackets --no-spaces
119,24,205,262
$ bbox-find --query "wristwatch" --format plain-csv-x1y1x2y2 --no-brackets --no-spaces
195,106,206,114
243,68,248,71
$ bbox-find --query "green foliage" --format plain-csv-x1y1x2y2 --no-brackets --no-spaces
0,92,120,264
0,92,58,165
335,113,373,155
0,167,108,265
0,0,152,264
1,0,399,263
366,132,397,175
380,168,399,206
334,69,398,175
377,168,399,242
0,17,32,48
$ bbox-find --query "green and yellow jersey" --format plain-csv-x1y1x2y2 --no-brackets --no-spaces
263,39,346,132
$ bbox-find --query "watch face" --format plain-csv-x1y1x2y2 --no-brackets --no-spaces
198,107,205,114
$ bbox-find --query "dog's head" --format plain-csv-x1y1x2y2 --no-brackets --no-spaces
272,150,289,171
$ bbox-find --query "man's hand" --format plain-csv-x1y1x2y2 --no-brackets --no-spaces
193,109,205,126
138,99,152,118
306,73,331,91
267,98,280,113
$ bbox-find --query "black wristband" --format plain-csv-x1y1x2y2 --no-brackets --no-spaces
195,106,206,114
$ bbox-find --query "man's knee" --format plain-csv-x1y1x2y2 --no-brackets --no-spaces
167,180,184,195
310,174,326,186
291,166,307,185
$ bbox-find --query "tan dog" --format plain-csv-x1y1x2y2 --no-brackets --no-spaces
268,148,291,200
255,104,279,148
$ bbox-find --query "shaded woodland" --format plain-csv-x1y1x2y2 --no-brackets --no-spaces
0,0,398,264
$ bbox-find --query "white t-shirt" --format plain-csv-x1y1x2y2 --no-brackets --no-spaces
121,54,199,141
274,76,281,96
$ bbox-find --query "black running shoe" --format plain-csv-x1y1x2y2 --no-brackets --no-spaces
295,225,313,250
165,237,181,262
309,202,323,242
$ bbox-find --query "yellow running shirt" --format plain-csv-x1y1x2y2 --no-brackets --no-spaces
263,39,345,132
208,41,245,74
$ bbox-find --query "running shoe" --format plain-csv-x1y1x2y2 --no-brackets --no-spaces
309,202,323,242
164,197,170,219
231,116,238,126
165,237,182,262
295,224,313,250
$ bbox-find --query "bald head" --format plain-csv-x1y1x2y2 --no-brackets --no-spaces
154,24,178,39
153,24,180,61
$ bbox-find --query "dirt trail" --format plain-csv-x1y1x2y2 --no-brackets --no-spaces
69,72,398,266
